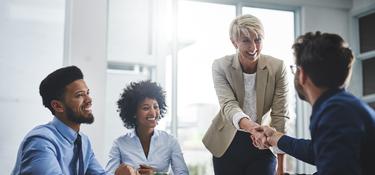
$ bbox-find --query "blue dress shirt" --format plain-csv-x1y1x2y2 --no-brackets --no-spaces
11,117,106,175
105,129,189,175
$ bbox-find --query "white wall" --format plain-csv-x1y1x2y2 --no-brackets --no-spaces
301,6,349,39
352,0,375,11
0,0,65,173
0,0,108,174
65,0,108,166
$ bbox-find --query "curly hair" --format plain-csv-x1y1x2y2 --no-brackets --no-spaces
117,80,167,129
292,31,354,88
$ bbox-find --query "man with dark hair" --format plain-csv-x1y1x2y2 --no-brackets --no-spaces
253,32,375,175
12,66,106,174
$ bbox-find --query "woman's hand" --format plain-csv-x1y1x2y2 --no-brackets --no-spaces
239,117,259,134
138,164,155,175
115,163,138,175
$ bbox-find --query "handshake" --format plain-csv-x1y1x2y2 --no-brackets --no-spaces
249,125,285,150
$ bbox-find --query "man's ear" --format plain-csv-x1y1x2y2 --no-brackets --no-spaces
51,100,64,113
298,68,308,85
230,38,238,49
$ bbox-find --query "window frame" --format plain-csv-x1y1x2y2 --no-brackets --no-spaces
352,5,375,105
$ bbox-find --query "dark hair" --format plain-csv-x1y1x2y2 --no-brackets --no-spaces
117,80,167,129
292,31,354,88
39,66,83,115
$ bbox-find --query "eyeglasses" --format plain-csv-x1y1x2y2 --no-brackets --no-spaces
290,65,298,75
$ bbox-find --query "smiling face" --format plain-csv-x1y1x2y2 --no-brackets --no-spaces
61,79,94,124
136,98,160,129
233,29,263,61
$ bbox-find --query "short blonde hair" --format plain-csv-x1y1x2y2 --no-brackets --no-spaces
229,14,264,41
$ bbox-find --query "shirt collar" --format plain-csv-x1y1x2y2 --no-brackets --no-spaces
129,129,160,139
232,53,241,70
312,88,344,112
51,117,79,144
129,129,137,138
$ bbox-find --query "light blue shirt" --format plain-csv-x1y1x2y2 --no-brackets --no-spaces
11,117,106,175
105,129,189,175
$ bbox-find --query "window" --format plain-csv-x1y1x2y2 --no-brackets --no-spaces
107,0,155,64
173,1,235,174
354,10,375,106
363,57,375,96
243,6,297,173
242,7,295,67
358,12,375,53
105,0,161,159
368,102,375,110
104,64,155,156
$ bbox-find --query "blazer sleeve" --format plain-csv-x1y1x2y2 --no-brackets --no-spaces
212,58,243,124
278,135,315,165
270,60,289,133
313,104,363,175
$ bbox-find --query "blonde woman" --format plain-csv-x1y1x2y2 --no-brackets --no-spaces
203,14,289,175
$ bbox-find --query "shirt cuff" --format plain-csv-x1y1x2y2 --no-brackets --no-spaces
271,146,285,154
232,111,250,131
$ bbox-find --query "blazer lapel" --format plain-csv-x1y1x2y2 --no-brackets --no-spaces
231,54,245,107
256,55,268,122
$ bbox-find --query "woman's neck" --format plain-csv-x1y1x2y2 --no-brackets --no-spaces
136,126,154,158
240,57,258,74
136,126,154,141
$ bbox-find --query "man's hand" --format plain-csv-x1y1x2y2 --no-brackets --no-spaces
115,164,138,175
138,164,155,175
251,125,284,149
238,118,268,149
261,126,283,147
251,127,270,149
252,126,285,174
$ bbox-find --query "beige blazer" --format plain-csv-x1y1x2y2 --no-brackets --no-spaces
202,53,289,158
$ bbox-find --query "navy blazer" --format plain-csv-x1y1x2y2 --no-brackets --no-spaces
278,89,375,175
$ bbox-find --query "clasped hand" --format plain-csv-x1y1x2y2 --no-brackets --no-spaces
115,164,155,175
250,125,281,149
